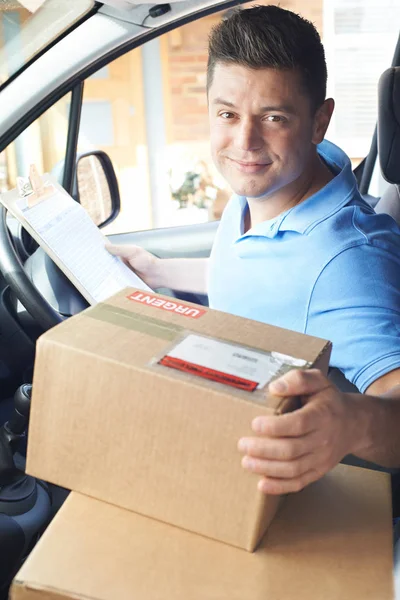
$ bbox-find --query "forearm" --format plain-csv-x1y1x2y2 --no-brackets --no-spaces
156,258,209,295
349,386,400,468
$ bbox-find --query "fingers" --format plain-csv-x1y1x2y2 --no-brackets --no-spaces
241,452,315,480
257,469,320,495
237,370,346,494
238,429,329,493
238,428,322,461
268,368,332,398
251,401,319,437
105,242,142,260
249,370,334,438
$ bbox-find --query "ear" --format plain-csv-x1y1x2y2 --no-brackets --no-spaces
312,98,335,145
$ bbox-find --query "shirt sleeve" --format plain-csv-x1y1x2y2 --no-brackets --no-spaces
305,242,400,392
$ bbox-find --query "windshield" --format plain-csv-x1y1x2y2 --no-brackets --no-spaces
0,0,94,87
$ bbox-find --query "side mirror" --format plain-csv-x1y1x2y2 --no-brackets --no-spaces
75,151,120,228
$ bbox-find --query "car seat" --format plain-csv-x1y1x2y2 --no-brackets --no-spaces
374,66,400,222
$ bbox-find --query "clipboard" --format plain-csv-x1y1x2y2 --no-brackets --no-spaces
0,165,152,305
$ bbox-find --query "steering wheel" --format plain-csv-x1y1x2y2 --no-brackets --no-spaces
0,206,72,332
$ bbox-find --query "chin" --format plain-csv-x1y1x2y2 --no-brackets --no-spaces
225,175,272,199
230,184,271,199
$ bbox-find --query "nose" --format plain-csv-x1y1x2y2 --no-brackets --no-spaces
235,118,263,152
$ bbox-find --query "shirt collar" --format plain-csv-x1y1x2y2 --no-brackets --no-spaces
234,140,359,241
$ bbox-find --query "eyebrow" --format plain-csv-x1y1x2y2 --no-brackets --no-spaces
212,98,296,114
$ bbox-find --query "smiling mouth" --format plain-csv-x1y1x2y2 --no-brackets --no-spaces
227,158,272,173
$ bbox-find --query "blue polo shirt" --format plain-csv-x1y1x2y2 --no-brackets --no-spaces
208,139,400,392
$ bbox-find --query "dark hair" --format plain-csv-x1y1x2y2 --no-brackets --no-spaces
207,5,327,111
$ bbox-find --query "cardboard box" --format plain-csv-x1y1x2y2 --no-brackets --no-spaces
27,288,331,551
12,464,394,600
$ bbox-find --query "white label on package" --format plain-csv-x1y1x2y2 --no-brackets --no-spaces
159,334,308,392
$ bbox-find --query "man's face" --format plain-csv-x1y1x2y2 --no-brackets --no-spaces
208,63,326,200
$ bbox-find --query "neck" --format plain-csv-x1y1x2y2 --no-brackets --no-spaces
245,153,334,230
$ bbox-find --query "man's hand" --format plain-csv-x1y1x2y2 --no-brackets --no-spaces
238,369,365,495
106,243,209,295
105,243,162,289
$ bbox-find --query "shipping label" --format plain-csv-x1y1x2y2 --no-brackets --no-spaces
158,333,309,392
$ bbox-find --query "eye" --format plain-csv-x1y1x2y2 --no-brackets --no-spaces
219,111,235,119
266,115,286,123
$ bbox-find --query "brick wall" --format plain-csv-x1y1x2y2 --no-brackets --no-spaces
165,0,323,144
166,14,217,142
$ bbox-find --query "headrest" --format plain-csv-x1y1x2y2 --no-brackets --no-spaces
378,67,400,184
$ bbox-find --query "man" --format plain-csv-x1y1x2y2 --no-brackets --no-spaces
107,5,400,495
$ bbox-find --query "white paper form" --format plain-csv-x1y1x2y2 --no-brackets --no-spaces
165,334,309,390
0,177,152,304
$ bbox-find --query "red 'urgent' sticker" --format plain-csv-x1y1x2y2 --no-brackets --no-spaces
127,292,206,319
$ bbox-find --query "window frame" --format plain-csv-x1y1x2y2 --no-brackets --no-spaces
63,82,84,195
0,2,99,94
